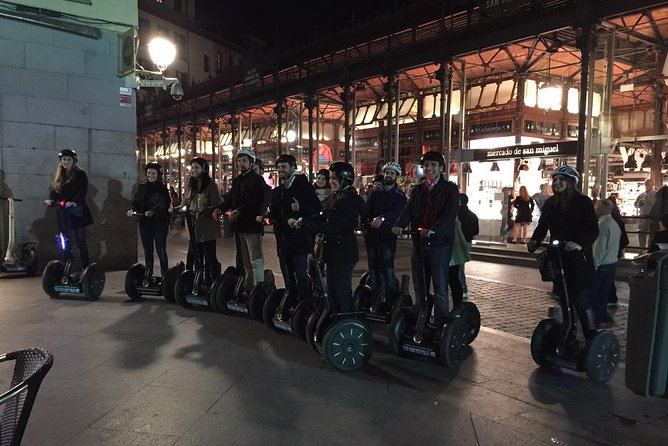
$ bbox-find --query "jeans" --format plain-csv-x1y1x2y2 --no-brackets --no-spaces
590,263,617,324
139,221,169,276
326,262,355,313
279,252,309,301
365,242,398,300
196,240,220,283
412,243,453,324
62,227,89,268
449,265,463,308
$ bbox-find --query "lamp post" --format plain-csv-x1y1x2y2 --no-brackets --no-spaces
136,36,183,100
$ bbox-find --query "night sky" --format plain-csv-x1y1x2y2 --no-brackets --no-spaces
196,0,404,49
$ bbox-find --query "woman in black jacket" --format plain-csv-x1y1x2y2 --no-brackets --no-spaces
528,166,599,338
44,149,94,267
290,162,364,313
127,163,171,277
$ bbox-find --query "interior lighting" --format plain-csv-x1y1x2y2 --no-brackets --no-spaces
625,150,638,170
287,130,297,143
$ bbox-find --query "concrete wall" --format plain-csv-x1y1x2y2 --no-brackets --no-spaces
0,16,138,271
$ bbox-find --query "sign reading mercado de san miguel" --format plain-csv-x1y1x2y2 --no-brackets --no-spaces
459,141,578,163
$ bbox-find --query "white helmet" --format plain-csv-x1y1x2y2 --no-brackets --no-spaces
237,147,256,162
382,161,402,176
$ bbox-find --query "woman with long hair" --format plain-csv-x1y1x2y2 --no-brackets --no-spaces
44,149,94,267
512,185,535,243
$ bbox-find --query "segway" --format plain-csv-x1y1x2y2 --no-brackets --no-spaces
388,229,475,367
530,240,620,383
214,263,275,320
353,227,409,323
303,252,374,372
173,206,225,310
124,212,184,301
0,197,38,276
42,201,105,300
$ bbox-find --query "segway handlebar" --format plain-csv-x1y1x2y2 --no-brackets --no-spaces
0,196,22,201
44,200,76,208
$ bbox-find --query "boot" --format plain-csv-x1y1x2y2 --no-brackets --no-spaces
581,308,598,339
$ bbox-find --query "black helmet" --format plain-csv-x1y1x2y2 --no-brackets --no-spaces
275,154,297,168
317,168,330,180
329,161,355,188
190,157,209,174
419,151,445,167
58,149,78,162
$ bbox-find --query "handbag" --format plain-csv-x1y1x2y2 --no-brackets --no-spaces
537,251,555,282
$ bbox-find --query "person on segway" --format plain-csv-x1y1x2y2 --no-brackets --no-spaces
267,154,321,310
392,151,459,327
212,148,267,295
182,157,221,281
44,149,94,268
361,161,406,305
289,162,365,313
527,166,600,342
126,163,171,278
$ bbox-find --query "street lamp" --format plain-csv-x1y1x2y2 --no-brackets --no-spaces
135,36,183,101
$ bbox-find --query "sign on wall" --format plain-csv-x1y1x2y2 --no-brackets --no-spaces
459,140,578,162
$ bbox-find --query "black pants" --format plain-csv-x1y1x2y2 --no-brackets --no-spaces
63,227,89,268
325,262,355,313
279,252,309,301
197,240,220,282
139,221,169,275
448,265,463,308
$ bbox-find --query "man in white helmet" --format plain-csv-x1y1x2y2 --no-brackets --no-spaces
361,161,406,304
213,148,267,294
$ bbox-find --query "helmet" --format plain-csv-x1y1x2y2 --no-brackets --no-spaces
316,168,330,179
237,148,256,162
419,151,445,167
275,154,297,168
190,157,209,174
58,149,78,162
382,161,402,176
552,165,580,186
329,162,355,188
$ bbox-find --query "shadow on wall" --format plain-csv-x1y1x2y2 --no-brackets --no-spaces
0,169,14,255
94,179,134,270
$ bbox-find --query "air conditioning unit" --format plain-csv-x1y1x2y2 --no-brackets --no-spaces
118,27,137,77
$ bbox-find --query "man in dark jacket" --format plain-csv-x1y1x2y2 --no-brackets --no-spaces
212,148,267,294
289,162,365,313
392,151,459,326
458,193,479,299
268,154,321,310
361,161,406,304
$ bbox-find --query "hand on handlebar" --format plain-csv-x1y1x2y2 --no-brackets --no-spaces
370,216,384,229
212,208,222,220
44,199,54,207
126,209,133,218
564,241,582,252
64,201,77,208
144,210,154,218
391,226,403,236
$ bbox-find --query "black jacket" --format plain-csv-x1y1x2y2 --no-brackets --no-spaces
458,205,480,242
395,178,459,247
268,175,321,256
217,169,266,233
304,187,364,265
361,184,406,247
48,168,93,230
132,181,170,225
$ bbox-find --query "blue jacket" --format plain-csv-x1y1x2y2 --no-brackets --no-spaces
361,184,406,247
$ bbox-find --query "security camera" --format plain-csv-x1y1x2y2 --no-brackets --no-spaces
170,81,183,101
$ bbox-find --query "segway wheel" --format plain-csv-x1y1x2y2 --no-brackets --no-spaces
323,319,374,372
389,292,413,324
456,302,481,344
262,288,286,332
162,262,185,303
23,245,38,277
82,263,105,301
291,298,316,341
584,330,620,383
209,275,227,312
124,263,145,301
222,266,237,277
439,316,469,367
305,308,323,354
174,270,195,309
389,308,412,357
42,260,64,298
214,274,237,314
249,282,276,321
359,271,370,287
530,319,561,368
352,284,373,311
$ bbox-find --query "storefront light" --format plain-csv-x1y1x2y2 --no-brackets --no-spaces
537,82,562,111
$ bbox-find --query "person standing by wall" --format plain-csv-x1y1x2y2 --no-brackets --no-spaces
457,193,479,299
636,179,656,248
591,199,621,329
44,149,94,268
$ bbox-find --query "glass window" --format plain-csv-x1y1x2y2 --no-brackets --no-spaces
174,33,186,61
479,83,497,107
363,104,377,124
376,102,388,120
399,97,416,117
468,85,482,108
496,79,515,105
524,79,537,107
204,54,210,73
422,94,436,118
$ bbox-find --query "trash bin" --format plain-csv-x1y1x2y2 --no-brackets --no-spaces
626,250,668,397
